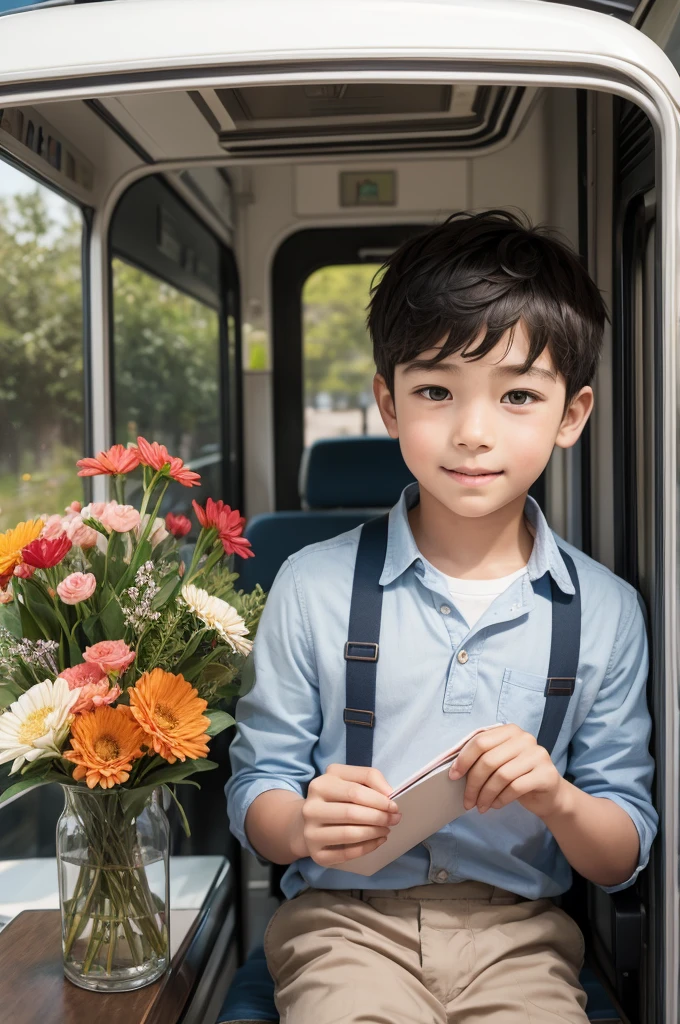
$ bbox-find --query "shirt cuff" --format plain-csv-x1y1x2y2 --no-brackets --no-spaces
596,794,652,894
226,777,304,866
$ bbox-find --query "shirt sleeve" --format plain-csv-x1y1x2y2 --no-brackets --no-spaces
224,557,321,863
567,587,658,893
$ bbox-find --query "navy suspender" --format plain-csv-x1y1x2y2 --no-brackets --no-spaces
344,515,580,766
343,515,390,767
536,550,580,753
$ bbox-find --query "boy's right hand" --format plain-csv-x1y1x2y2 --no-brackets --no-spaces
301,763,402,867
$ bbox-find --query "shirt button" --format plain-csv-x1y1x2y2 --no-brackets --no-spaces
440,604,451,615
435,869,448,882
457,649,469,664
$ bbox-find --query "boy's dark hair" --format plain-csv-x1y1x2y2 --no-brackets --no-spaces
367,210,607,404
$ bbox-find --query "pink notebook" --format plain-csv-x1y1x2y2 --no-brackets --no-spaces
332,724,502,877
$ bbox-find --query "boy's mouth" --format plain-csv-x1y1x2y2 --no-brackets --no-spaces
443,467,504,487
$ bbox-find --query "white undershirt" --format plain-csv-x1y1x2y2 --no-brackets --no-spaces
442,565,528,629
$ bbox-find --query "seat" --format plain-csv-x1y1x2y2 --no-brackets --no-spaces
236,436,415,593
216,946,621,1023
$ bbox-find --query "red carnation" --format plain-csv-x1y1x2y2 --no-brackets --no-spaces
165,513,192,538
21,535,72,569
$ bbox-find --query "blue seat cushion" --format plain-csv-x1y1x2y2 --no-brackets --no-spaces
217,947,620,1023
235,510,378,593
218,945,277,1022
301,436,415,509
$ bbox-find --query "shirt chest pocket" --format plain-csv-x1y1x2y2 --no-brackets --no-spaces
497,668,547,738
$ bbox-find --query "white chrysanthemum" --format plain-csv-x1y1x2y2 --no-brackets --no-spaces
0,677,78,775
181,583,253,656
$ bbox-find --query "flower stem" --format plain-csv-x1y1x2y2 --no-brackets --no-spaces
138,470,163,521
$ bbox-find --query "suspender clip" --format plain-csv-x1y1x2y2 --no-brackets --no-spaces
545,677,575,696
345,641,379,662
343,708,375,728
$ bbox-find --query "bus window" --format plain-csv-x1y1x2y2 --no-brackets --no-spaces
302,264,387,448
0,159,84,531
111,258,222,533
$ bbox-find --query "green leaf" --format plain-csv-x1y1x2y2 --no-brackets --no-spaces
205,710,235,737
99,587,125,638
151,571,182,611
164,783,191,838
68,637,83,667
0,776,50,806
137,757,218,789
87,549,107,586
105,531,128,587
174,629,206,671
0,599,22,638
238,652,256,697
81,614,102,645
180,646,229,683
0,681,24,709
20,582,61,640
116,541,152,595
18,601,45,642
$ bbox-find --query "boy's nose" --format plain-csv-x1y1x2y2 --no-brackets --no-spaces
451,411,494,452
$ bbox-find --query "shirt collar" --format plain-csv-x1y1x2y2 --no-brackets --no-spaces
379,482,575,595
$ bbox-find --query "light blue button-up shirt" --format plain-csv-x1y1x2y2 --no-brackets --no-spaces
226,483,657,900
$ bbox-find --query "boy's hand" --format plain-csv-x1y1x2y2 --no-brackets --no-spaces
301,764,402,867
448,724,567,820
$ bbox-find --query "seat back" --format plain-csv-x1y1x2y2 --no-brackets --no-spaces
300,436,415,509
236,437,414,593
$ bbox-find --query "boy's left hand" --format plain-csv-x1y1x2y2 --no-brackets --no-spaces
449,724,568,820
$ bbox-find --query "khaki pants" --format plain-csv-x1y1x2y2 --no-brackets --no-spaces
263,881,588,1024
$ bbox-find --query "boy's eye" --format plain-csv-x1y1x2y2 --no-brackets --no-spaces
502,390,537,406
417,386,450,402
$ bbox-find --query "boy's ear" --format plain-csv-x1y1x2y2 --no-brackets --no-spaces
554,386,594,450
373,373,399,438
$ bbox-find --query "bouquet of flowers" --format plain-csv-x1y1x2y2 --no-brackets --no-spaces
0,438,265,991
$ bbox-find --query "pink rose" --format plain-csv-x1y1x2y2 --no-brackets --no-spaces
59,662,107,688
83,639,136,674
64,500,82,518
65,515,99,549
100,502,141,534
0,587,13,604
70,680,121,714
136,514,168,549
80,501,108,523
13,563,35,580
41,514,67,540
57,572,97,605
57,662,120,714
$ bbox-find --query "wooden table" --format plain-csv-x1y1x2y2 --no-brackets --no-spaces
0,857,236,1024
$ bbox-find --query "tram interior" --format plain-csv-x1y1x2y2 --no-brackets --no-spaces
0,76,659,1024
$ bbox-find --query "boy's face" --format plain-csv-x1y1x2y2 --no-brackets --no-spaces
374,321,593,519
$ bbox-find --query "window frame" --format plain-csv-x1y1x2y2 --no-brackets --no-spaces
0,147,94,519
108,175,243,514
271,224,430,510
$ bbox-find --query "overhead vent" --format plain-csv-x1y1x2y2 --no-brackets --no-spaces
189,83,525,158
218,83,454,121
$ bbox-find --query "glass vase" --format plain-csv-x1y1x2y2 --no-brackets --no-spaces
56,784,170,992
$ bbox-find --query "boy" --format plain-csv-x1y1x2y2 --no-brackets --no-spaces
225,210,657,1023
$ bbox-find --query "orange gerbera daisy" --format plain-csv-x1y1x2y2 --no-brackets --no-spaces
63,705,146,789
127,668,210,764
0,519,43,577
